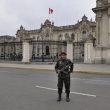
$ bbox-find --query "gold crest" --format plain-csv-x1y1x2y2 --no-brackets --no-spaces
59,61,62,64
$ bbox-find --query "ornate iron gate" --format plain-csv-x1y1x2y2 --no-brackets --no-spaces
30,40,67,62
0,41,23,61
73,41,84,62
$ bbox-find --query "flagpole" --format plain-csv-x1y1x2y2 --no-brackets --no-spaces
49,14,50,20
49,8,50,20
49,8,53,21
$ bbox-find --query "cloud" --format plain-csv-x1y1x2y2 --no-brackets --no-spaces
0,0,96,36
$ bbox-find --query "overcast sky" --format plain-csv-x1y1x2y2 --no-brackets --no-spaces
0,0,96,36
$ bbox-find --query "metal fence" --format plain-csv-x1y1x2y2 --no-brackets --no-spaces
0,40,85,63
0,41,23,61
30,40,67,62
73,42,84,62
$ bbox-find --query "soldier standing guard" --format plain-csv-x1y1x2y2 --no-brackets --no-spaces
55,52,74,102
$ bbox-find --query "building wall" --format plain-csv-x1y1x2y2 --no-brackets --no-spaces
92,0,110,64
0,16,96,61
101,12,108,47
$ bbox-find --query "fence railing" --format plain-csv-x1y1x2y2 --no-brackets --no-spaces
73,42,84,62
0,41,23,61
30,40,67,62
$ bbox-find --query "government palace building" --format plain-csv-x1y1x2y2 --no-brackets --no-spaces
1,0,110,64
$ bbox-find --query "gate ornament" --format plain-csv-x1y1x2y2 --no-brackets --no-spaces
65,36,74,43
22,37,32,42
84,34,96,43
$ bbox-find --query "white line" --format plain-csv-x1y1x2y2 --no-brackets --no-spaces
36,86,96,98
91,80,108,82
71,78,108,82
71,78,87,80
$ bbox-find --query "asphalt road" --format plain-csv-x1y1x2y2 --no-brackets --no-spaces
0,68,110,110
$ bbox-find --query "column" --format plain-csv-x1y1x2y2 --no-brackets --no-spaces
84,35,95,63
22,40,31,63
98,18,101,46
106,48,110,64
80,32,82,40
84,43,94,63
108,17,110,46
106,8,110,64
108,9,110,46
75,33,77,42
94,47,102,64
66,38,74,62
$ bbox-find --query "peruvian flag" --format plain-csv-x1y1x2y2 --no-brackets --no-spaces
49,8,53,14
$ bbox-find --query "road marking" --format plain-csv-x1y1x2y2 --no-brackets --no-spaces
71,78,108,82
36,86,96,98
91,79,108,82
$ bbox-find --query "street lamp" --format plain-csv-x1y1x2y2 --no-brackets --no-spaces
20,37,22,54
4,39,5,60
42,35,44,62
51,50,52,58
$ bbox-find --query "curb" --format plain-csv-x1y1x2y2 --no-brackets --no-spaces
0,66,110,75
73,70,110,75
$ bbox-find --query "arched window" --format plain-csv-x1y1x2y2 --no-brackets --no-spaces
46,33,50,40
1,48,3,52
46,46,49,55
82,31,86,39
37,36,40,41
37,44,40,53
71,34,75,40
65,33,69,39
59,34,63,41
33,36,35,39
11,47,13,52
37,48,39,53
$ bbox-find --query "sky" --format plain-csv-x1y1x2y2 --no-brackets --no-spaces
0,0,96,36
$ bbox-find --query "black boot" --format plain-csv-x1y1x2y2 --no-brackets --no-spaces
66,93,70,102
57,93,61,102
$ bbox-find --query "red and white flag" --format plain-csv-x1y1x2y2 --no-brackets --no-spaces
49,8,53,14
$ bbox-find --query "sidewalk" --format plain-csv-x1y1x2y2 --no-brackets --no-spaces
0,63,110,75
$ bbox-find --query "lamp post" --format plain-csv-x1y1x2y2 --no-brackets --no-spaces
42,34,44,62
20,37,22,55
14,40,15,61
4,39,5,60
51,50,52,58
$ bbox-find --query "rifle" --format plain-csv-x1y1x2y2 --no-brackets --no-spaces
59,63,73,75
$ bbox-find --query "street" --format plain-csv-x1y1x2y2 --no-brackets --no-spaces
0,68,110,110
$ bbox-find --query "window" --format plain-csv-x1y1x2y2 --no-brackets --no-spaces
71,34,75,40
46,33,50,40
59,34,62,41
82,31,86,39
103,1,108,5
37,36,40,41
33,36,35,39
1,48,3,52
65,33,69,38
46,46,49,55
11,47,13,52
37,48,39,53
